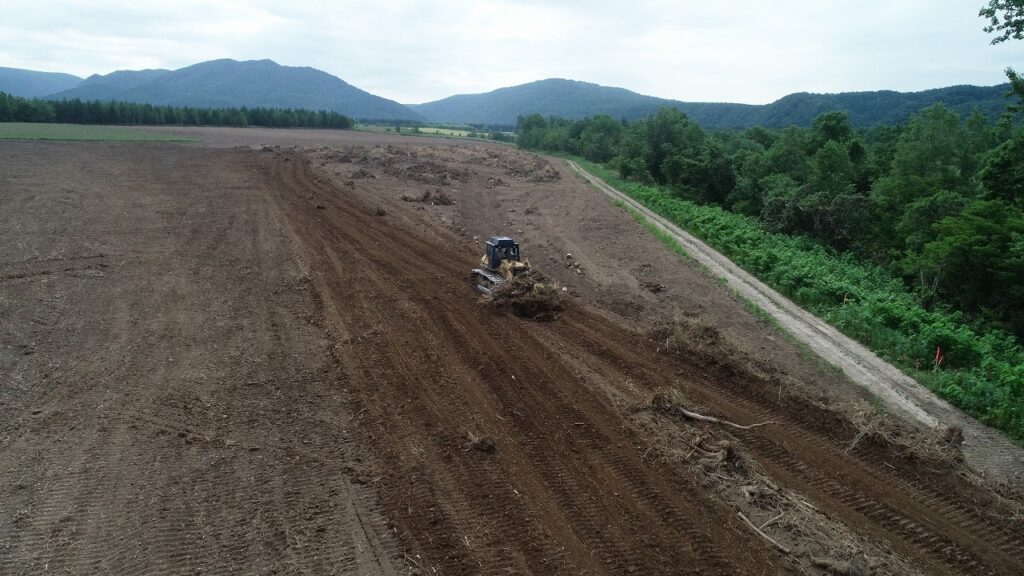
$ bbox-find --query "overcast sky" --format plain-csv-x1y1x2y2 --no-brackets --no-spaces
2,0,1023,104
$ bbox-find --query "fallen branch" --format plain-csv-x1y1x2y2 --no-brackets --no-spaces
759,512,785,530
640,393,775,430
737,511,791,555
672,406,774,430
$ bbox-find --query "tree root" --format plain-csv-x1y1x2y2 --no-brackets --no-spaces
643,392,775,430
671,405,775,430
737,510,791,555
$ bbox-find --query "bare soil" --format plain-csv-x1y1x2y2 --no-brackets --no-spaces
1,129,1022,575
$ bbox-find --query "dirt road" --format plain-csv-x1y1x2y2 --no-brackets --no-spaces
2,133,1022,575
567,159,1024,482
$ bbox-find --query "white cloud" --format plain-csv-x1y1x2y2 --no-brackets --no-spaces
2,0,1023,103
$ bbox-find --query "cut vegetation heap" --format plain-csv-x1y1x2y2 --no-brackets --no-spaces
485,271,563,321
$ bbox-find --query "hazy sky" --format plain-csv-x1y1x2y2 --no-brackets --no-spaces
2,0,1023,104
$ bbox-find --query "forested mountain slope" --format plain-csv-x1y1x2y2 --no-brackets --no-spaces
0,67,81,98
0,61,1009,127
410,78,1009,128
46,59,420,121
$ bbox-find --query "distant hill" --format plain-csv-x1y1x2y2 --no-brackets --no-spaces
47,59,420,121
756,85,1009,127
409,78,1011,128
54,69,172,101
407,79,702,126
0,67,81,98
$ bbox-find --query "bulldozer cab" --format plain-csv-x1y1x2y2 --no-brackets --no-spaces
485,237,520,270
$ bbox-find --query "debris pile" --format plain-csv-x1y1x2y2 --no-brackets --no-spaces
631,388,916,575
503,157,561,182
486,271,563,321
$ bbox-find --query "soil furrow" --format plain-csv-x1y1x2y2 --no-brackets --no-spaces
3,134,1021,576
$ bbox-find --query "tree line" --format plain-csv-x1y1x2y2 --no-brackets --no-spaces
516,103,1024,341
516,103,1024,439
0,91,354,129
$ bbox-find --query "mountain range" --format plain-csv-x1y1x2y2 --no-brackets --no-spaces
0,67,82,98
0,59,1013,128
45,59,418,120
408,78,1009,128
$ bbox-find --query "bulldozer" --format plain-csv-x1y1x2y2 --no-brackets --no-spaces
471,236,531,293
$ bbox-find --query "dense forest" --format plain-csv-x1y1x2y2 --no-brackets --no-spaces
517,105,1024,337
516,98,1024,440
0,91,354,129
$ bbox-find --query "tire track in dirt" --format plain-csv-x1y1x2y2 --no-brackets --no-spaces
267,149,1024,575
264,151,768,574
551,312,1024,575
278,198,574,574
10,141,1016,575
432,309,736,575
0,144,400,576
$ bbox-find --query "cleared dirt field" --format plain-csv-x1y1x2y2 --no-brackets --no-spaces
1,129,1022,575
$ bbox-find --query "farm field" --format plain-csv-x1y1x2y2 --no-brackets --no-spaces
406,126,471,136
355,123,513,141
0,122,193,141
1,128,1022,575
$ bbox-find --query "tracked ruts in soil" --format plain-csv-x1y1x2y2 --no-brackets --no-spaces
265,152,771,574
0,143,401,575
2,137,1022,576
266,150,1023,575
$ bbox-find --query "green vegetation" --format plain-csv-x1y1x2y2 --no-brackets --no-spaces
0,122,191,141
520,107,1024,337
0,91,353,129
357,122,514,142
980,0,1024,43
574,156,1024,442
417,126,472,137
521,92,1024,441
615,192,841,377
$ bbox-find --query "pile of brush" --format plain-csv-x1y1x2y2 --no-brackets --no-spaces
486,271,563,321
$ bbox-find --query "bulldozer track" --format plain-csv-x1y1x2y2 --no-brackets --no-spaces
557,313,1024,574
267,152,762,574
274,149,1023,575
3,138,1022,575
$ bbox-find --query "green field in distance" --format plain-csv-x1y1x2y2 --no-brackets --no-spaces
0,123,194,142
